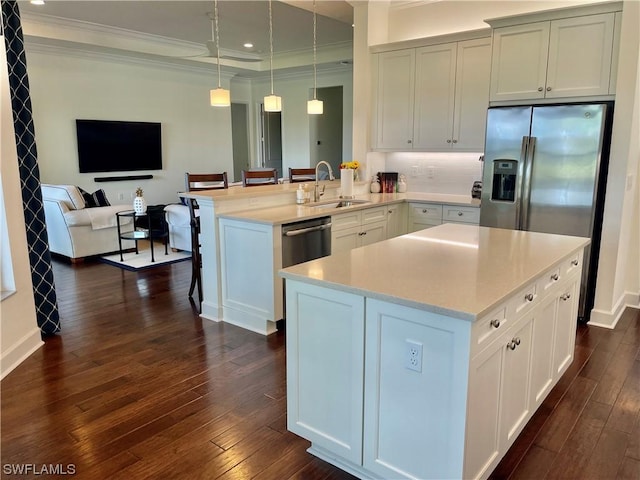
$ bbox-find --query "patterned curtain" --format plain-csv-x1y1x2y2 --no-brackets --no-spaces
2,0,60,335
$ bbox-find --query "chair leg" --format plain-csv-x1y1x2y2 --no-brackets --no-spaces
188,248,199,298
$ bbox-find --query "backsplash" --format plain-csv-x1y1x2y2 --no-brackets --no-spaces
384,152,484,196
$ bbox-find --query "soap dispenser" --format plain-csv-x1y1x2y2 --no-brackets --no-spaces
296,184,306,204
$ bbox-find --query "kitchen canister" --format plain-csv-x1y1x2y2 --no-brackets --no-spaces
341,170,354,198
370,175,381,193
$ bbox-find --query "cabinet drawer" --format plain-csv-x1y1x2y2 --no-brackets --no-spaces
539,266,562,294
442,205,480,224
471,304,508,357
361,206,387,225
409,203,443,221
563,251,583,277
510,281,538,316
332,211,361,231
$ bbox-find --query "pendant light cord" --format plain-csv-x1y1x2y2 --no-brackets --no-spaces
312,0,317,100
268,0,274,95
214,0,222,88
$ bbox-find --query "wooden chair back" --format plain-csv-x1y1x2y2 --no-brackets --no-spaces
241,169,278,187
288,168,316,183
185,172,228,191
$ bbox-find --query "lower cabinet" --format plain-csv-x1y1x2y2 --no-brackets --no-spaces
408,202,480,232
331,207,387,254
385,202,408,239
285,256,582,480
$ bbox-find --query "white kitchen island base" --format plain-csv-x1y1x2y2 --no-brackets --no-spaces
280,224,588,480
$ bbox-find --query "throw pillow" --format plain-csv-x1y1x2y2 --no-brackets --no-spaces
77,187,111,208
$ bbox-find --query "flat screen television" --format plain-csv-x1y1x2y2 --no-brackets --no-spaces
76,119,162,173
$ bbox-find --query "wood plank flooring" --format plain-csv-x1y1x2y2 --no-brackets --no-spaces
1,258,638,479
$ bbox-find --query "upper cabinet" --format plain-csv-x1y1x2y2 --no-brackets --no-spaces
488,4,622,103
372,36,491,152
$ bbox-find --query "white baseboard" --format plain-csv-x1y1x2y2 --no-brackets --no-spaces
221,305,277,336
589,290,640,329
200,300,222,323
1,328,43,380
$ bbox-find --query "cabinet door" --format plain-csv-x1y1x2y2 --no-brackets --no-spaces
490,22,550,102
546,13,615,98
530,296,556,409
452,38,491,151
285,280,365,464
332,225,361,254
360,221,387,247
412,43,457,149
386,203,407,239
374,50,416,149
553,280,578,377
500,314,534,451
465,339,503,480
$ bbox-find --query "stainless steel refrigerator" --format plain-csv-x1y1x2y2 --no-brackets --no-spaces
480,103,613,322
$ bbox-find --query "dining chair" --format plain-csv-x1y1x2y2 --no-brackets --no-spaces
184,172,228,310
288,167,316,183
241,169,278,187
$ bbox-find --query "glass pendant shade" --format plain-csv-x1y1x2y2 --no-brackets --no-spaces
307,99,323,114
264,94,282,112
210,87,230,107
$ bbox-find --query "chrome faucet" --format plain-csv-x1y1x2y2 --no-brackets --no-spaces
314,161,335,202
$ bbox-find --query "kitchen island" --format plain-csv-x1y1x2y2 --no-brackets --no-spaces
279,223,589,480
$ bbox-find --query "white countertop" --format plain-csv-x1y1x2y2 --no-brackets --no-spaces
279,224,589,321
217,192,480,226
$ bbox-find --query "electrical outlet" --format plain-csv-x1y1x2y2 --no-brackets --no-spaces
427,166,435,179
410,166,419,177
118,192,124,201
405,340,423,372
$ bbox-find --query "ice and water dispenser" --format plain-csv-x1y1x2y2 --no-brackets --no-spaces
491,159,517,202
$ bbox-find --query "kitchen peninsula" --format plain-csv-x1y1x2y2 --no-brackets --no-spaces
182,183,479,335
279,223,589,480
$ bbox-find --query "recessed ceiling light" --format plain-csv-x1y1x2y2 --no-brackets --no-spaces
30,0,46,5
243,43,253,49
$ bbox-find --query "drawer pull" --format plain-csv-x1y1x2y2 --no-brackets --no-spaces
422,209,428,213
457,211,463,216
571,259,579,266
490,319,501,329
537,87,544,92
561,293,571,301
551,273,559,281
525,293,534,302
507,337,521,350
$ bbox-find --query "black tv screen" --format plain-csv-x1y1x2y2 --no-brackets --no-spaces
76,120,162,173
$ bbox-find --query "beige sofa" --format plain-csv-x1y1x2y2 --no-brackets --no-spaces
164,203,192,252
41,184,134,261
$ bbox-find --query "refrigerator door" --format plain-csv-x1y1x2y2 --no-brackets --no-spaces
480,107,532,229
525,104,606,236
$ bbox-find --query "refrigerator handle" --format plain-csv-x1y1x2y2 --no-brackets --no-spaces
515,136,530,229
520,136,537,230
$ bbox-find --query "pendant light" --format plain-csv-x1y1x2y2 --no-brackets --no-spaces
210,0,230,107
307,0,323,115
263,0,282,112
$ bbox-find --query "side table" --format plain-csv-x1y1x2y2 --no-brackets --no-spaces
116,209,168,262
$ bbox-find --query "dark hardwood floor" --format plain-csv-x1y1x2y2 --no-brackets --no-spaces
1,258,638,479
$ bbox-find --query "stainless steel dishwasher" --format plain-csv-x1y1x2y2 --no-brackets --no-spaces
281,216,331,268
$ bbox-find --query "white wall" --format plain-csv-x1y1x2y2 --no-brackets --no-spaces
25,44,234,206
1,40,43,380
250,66,353,173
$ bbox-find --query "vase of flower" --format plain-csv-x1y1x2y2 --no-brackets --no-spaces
339,160,360,198
133,187,147,214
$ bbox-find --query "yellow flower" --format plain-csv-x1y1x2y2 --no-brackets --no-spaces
340,161,360,170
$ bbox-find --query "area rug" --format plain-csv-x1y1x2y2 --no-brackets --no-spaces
99,241,191,272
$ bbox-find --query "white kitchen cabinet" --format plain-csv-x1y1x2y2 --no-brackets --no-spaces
285,281,365,464
490,12,617,102
373,36,491,151
331,206,387,254
442,204,481,225
385,202,407,239
372,49,415,149
553,279,579,376
407,202,442,233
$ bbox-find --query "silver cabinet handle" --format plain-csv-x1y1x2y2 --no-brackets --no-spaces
561,293,571,301
422,209,428,213
525,293,534,302
515,337,521,346
571,259,579,266
507,337,522,351
447,139,452,143
388,210,393,214
458,211,463,216
546,86,552,91
551,273,559,281
490,319,501,329
407,140,412,144
452,139,458,144
538,87,544,92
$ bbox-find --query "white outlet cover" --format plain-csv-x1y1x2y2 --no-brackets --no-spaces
405,339,423,372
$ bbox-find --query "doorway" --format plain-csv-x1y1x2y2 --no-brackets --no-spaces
260,105,283,178
309,86,343,175
231,103,250,182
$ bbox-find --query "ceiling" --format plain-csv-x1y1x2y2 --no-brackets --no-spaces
17,1,354,74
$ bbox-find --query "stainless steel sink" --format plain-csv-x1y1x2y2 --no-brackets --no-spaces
308,199,371,209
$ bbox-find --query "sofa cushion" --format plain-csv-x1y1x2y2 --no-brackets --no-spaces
64,205,133,229
41,184,85,210
78,187,111,208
